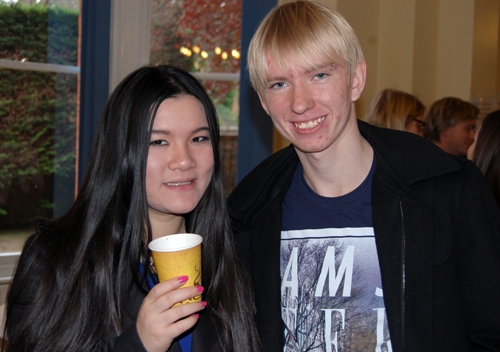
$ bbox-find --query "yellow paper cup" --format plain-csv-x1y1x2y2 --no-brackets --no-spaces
148,233,203,305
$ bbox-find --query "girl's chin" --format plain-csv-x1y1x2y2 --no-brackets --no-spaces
149,202,200,216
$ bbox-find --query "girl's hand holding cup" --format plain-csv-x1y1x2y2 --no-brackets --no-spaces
137,233,204,351
149,233,203,305
136,275,206,352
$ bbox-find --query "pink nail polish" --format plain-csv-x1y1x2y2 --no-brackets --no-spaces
201,301,207,307
178,275,189,283
194,313,200,319
196,286,204,293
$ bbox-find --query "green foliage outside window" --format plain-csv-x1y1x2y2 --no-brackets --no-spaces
0,2,78,226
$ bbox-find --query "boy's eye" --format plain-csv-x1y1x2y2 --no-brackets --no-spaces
270,82,286,89
315,73,327,79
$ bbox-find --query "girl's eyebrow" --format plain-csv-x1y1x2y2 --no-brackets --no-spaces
151,126,210,135
193,126,210,133
151,129,170,135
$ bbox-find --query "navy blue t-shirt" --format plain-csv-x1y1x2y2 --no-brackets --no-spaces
280,159,392,352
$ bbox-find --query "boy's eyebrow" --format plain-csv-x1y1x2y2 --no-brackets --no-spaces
266,63,335,82
266,74,287,82
307,63,336,73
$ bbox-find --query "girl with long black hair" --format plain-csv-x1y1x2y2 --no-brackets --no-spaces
3,65,261,352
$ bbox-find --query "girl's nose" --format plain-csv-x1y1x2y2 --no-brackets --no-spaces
168,144,196,171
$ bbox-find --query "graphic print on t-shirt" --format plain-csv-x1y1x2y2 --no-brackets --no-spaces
281,228,392,352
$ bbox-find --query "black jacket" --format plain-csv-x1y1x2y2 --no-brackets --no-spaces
7,229,222,352
228,120,500,351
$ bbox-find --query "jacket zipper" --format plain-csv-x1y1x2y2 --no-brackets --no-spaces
399,201,406,350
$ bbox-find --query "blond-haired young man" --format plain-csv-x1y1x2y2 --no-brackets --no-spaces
228,1,500,351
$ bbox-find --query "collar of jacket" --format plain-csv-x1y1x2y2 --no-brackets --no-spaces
227,142,299,227
229,119,461,226
357,119,460,192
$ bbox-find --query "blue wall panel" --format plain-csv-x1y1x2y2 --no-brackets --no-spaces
236,0,277,183
79,0,111,184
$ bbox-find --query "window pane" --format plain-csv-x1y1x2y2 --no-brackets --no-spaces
0,2,79,66
203,80,239,195
150,0,241,74
203,80,239,129
149,0,242,124
0,68,77,237
0,1,80,247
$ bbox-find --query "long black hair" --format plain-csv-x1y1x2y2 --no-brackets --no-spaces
473,110,500,208
4,65,260,351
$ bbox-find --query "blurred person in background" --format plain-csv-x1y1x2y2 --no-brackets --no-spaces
424,97,479,157
365,88,426,136
470,110,500,208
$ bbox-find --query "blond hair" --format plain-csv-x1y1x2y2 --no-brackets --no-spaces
247,0,365,93
365,89,425,131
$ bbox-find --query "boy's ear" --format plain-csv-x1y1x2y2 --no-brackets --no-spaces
351,61,366,102
257,91,270,115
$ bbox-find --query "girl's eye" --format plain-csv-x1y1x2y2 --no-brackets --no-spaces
192,136,210,143
150,140,168,146
315,73,327,79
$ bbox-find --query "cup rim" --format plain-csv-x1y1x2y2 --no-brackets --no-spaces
148,233,203,252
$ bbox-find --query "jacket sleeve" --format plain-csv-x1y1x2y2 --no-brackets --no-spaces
455,160,500,350
91,325,147,351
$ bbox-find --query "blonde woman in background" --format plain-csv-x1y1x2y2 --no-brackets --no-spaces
365,88,426,136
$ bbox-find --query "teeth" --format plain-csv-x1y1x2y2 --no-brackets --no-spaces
167,181,192,186
294,116,325,130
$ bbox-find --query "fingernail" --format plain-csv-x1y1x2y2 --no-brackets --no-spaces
178,275,189,283
194,313,200,319
201,301,207,308
196,286,204,293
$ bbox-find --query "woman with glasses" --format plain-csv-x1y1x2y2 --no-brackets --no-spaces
365,88,426,137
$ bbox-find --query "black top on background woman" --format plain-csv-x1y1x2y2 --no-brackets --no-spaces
3,65,261,352
471,109,500,208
